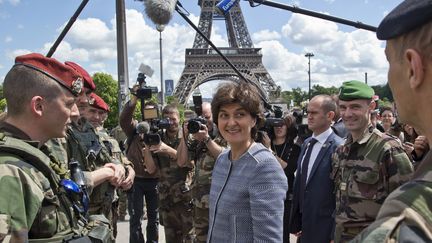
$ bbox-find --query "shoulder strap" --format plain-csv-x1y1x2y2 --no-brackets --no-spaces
0,133,77,228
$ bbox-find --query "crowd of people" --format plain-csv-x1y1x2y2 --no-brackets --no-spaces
0,0,431,242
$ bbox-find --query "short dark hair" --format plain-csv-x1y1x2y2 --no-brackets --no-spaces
313,94,337,114
380,106,394,116
211,82,264,139
162,104,179,117
4,65,62,116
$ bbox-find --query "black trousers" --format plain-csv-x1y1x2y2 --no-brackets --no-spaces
128,177,159,243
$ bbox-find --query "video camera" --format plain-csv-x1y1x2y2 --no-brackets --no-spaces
292,108,312,141
130,73,159,100
257,106,285,142
144,118,173,146
187,93,208,134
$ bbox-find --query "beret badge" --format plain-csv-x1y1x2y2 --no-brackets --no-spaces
88,96,95,105
71,78,83,95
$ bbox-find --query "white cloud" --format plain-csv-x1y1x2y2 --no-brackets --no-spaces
252,30,281,42
4,36,12,43
275,12,388,90
4,6,389,96
282,13,338,46
6,49,31,60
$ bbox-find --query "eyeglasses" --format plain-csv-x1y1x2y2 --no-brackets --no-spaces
382,115,394,118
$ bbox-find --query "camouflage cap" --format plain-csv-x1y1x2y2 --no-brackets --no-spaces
14,53,83,96
88,93,110,112
64,61,96,92
377,0,432,40
339,80,374,101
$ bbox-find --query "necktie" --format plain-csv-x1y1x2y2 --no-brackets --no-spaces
299,138,318,212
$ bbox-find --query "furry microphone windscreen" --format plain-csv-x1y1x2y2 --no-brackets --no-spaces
144,0,177,26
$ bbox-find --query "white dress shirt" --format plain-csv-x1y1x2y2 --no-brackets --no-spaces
301,127,334,181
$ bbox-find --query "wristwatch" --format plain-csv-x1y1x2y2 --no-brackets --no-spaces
204,135,212,145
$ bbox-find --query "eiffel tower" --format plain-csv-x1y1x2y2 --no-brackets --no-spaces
172,0,279,105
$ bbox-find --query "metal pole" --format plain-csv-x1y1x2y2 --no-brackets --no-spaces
157,25,165,106
365,72,368,84
249,0,377,32
305,52,314,100
46,0,89,57
116,0,129,115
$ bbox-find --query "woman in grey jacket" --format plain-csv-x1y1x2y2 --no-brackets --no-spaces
207,82,288,242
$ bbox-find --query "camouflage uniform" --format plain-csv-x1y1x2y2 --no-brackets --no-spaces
67,119,119,227
97,127,134,236
110,125,128,220
44,137,70,179
0,122,103,242
352,152,432,242
331,125,414,242
188,135,225,243
155,133,194,243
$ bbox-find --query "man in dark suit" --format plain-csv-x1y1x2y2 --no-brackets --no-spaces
290,95,343,243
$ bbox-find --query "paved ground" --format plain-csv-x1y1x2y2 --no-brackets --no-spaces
116,215,166,242
115,215,296,242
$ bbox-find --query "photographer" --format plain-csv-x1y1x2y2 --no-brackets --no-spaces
177,102,226,243
119,85,159,243
142,104,194,242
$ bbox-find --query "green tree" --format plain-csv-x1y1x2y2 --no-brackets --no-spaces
291,87,308,106
371,83,393,102
311,84,339,97
92,72,119,129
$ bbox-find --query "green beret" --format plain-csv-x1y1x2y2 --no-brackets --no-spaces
339,80,374,101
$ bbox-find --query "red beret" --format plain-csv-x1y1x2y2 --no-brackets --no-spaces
14,53,83,96
88,93,110,112
64,61,96,91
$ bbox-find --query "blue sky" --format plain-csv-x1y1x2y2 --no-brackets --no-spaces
0,0,402,98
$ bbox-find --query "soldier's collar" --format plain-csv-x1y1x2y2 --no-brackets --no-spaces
347,124,374,145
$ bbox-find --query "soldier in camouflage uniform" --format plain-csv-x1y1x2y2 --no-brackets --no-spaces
144,104,194,243
331,80,414,242
63,62,129,241
352,1,432,242
86,92,136,237
110,125,129,221
0,53,106,242
177,102,226,243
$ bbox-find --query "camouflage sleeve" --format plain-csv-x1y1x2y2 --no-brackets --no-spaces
0,163,44,242
383,143,414,192
352,180,432,242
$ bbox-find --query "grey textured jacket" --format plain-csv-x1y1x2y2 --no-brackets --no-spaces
207,142,288,242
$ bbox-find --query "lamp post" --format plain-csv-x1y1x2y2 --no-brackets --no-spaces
156,24,165,106
305,52,314,100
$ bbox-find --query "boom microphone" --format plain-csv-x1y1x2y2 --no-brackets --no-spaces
144,0,177,26
136,121,150,134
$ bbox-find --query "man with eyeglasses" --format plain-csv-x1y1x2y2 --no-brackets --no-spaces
331,80,413,242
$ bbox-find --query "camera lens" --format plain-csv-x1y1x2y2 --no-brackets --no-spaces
188,120,201,134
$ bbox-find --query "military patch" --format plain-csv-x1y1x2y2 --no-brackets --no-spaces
71,77,83,95
340,182,347,191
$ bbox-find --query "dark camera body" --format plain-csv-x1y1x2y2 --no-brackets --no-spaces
132,73,158,100
143,133,161,146
154,118,172,130
188,117,207,134
142,118,173,146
